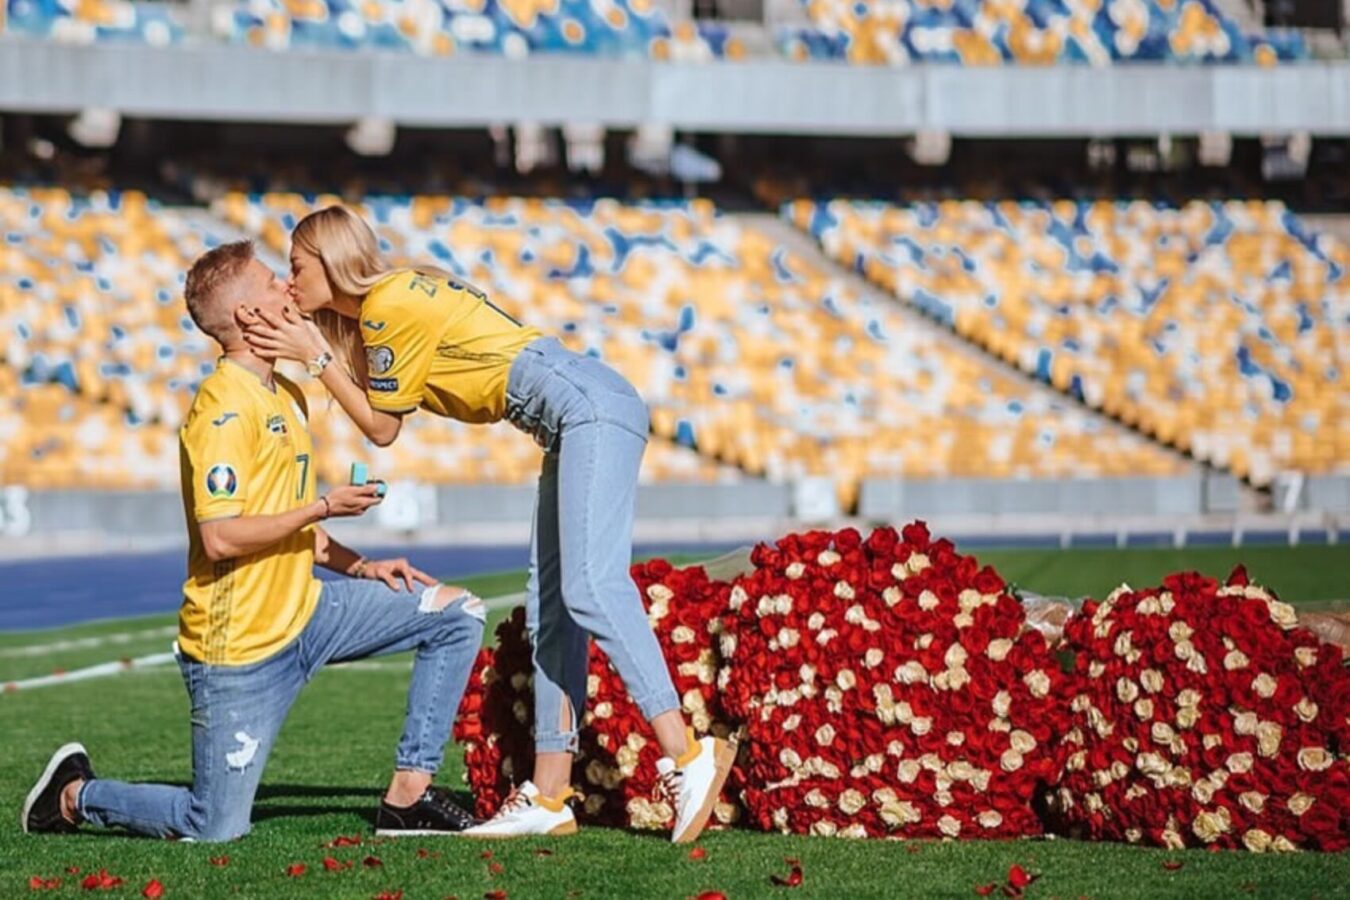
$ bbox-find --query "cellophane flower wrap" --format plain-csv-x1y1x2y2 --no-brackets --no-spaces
716,523,1069,839
454,559,743,829
1050,567,1350,852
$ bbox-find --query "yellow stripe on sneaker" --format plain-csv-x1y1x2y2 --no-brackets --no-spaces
535,787,574,813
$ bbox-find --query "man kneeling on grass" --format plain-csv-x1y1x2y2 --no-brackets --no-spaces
21,241,485,841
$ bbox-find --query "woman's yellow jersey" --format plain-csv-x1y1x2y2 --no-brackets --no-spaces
178,360,321,666
360,271,542,423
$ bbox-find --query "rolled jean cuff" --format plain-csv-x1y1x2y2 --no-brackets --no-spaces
75,779,93,821
534,729,581,754
394,756,440,776
631,687,681,723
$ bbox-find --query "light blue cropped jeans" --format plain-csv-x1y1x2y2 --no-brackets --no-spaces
504,337,681,753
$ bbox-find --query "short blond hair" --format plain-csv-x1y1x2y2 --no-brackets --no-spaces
184,241,255,344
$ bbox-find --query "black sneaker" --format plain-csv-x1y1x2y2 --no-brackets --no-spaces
22,743,95,834
375,786,477,836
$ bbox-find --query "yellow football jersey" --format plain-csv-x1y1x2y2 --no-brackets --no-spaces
360,270,542,423
178,360,322,666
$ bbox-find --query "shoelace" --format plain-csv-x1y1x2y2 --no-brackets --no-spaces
495,789,536,817
656,769,685,804
423,787,474,826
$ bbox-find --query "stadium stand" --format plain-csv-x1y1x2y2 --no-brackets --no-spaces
2,0,1303,63
217,191,1185,506
776,0,1308,64
789,197,1349,485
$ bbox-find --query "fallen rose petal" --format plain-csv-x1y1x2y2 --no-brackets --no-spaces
1007,865,1037,890
373,892,404,900
975,886,998,897
489,862,504,875
142,879,165,899
328,835,362,848
82,869,124,891
480,851,494,860
363,856,383,868
66,867,81,875
208,856,229,867
285,863,307,877
322,856,351,872
28,876,61,892
696,893,728,900
688,847,707,861
1161,861,1184,871
770,859,804,888
484,891,507,900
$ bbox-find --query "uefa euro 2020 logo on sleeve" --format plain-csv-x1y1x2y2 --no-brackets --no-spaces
206,463,238,499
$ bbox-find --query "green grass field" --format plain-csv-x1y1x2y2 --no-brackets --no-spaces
2,545,1349,898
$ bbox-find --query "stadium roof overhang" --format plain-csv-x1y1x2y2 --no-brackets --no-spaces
1,39,1348,137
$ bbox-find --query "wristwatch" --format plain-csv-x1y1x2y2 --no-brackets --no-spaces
306,350,333,378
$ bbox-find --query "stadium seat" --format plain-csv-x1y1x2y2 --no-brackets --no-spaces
791,197,1348,484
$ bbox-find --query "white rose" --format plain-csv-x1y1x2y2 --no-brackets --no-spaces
992,691,1012,718
1010,730,1036,754
1151,722,1176,746
835,581,856,600
907,553,930,574
1256,721,1283,757
1268,601,1298,629
1294,646,1318,668
1024,670,1051,698
890,563,908,582
1176,689,1202,708
805,789,829,809
1192,810,1229,842
877,797,920,828
810,819,837,837
1224,649,1250,671
778,627,800,649
1175,706,1200,730
883,586,902,606
1134,698,1155,721
894,661,927,685
1298,747,1333,772
1243,829,1273,853
836,669,857,691
818,549,841,566
772,807,790,831
1117,678,1140,703
729,586,748,610
987,639,1013,661
864,648,885,668
918,589,940,611
1287,793,1315,816
1233,710,1258,735
1169,621,1194,642
910,717,933,736
838,789,865,815
1238,791,1266,814
815,724,836,747
1161,829,1186,850
1114,632,1134,657
808,612,825,630
937,815,961,837
1140,669,1164,693
1272,836,1298,853
1226,752,1254,774
1295,697,1319,723
897,759,921,783
1251,673,1278,699
785,562,806,580
1000,749,1024,772
977,810,1003,829
780,747,802,769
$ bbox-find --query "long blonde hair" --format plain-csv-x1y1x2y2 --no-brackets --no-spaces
292,205,463,383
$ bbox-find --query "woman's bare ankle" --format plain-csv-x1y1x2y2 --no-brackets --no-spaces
59,779,83,824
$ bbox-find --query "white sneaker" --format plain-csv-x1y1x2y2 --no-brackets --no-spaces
458,781,578,837
657,731,737,844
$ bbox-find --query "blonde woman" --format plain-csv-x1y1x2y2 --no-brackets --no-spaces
242,206,734,842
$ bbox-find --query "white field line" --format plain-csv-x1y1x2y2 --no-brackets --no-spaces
0,626,179,659
2,652,177,693
0,592,527,693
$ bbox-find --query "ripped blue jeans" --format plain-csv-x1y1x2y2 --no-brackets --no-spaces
505,338,681,754
76,579,484,842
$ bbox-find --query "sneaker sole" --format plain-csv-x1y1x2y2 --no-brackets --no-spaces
672,736,737,844
374,828,474,837
456,818,579,838
21,742,86,835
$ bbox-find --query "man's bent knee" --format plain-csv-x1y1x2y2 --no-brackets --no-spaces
418,586,487,624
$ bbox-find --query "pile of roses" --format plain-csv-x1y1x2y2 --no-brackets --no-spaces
718,524,1068,839
454,560,743,830
1050,567,1350,852
454,523,1350,850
